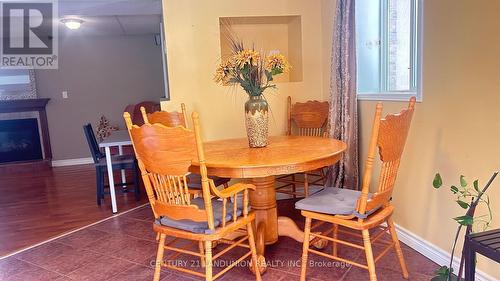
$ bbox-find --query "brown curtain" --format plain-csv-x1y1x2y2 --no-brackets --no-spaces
326,0,359,190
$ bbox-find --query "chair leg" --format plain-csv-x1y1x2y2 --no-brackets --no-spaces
154,233,166,281
465,239,476,281
332,224,338,257
133,165,140,201
247,222,262,281
300,217,312,281
304,174,309,197
387,218,409,279
204,240,213,281
198,241,206,268
96,167,103,205
362,229,377,281
292,174,297,198
320,168,326,185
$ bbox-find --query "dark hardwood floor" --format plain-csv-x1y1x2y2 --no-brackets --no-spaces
0,164,147,257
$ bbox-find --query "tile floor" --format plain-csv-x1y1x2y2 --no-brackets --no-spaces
0,200,438,281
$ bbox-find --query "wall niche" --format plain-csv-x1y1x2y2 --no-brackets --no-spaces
219,15,303,82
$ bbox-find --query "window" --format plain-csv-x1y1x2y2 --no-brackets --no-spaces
356,0,422,101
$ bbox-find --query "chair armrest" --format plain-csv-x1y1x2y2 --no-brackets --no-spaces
211,182,255,198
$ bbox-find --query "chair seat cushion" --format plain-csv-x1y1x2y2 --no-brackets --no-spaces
295,187,377,218
186,173,230,189
156,197,242,234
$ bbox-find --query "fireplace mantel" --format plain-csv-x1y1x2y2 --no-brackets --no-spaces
0,98,50,113
0,98,52,172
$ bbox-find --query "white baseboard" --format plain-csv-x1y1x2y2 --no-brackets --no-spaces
395,224,497,281
52,157,93,167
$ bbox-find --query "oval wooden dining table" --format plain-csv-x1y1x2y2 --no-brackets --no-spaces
190,135,346,255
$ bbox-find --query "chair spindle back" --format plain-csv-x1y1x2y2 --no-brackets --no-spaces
357,97,416,217
83,123,104,163
287,96,329,137
141,103,188,128
124,111,215,229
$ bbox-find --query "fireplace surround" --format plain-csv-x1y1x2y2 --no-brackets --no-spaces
0,98,52,172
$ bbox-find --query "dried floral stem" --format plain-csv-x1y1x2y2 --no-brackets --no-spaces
214,25,290,97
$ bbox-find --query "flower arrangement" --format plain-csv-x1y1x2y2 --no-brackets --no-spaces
214,40,290,96
213,36,291,148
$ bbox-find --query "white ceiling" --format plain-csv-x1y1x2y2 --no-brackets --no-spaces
58,0,162,36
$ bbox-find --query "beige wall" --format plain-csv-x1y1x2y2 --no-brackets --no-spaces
36,35,164,160
163,0,500,278
358,0,500,279
161,0,331,140
321,0,335,100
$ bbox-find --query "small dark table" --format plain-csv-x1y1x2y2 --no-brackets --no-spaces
465,228,500,280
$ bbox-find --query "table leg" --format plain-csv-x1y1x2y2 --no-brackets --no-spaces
249,176,278,256
118,145,127,190
104,147,118,213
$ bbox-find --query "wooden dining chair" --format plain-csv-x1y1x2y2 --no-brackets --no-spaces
296,97,416,281
276,96,330,198
140,104,231,190
140,103,189,128
123,111,262,281
123,101,160,126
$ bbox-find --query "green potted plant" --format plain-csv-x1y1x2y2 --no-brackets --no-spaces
431,172,497,281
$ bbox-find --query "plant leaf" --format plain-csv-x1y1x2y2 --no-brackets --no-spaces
434,265,453,278
460,175,467,187
453,215,474,226
431,274,458,281
450,186,459,194
264,70,273,82
271,68,283,76
473,180,480,192
456,200,470,209
432,266,458,281
436,265,447,275
433,173,443,189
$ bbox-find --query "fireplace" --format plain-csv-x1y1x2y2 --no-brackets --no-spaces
0,98,51,171
0,118,43,164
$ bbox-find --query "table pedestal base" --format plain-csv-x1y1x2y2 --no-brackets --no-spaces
277,216,306,242
224,175,327,256
247,175,327,255
249,176,278,255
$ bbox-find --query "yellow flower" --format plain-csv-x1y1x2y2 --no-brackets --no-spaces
232,49,261,69
214,59,234,85
265,53,291,73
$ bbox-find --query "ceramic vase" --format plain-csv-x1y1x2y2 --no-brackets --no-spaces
244,95,269,148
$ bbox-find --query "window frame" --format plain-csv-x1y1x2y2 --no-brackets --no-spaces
356,0,423,102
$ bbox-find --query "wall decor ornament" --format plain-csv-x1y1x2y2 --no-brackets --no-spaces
95,115,118,142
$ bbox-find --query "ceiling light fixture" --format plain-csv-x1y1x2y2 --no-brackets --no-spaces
61,18,84,30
